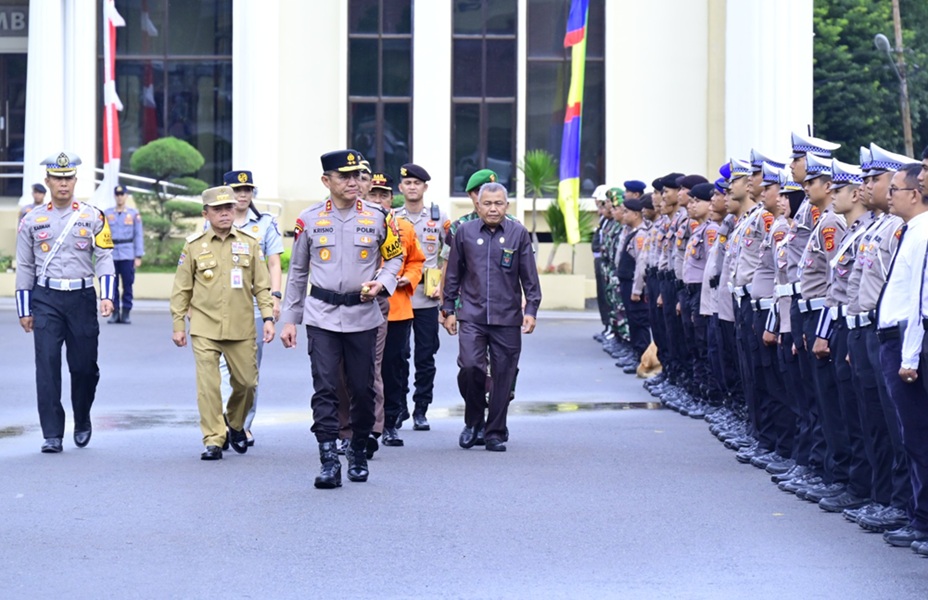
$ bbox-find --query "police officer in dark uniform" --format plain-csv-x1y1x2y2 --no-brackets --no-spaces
15,152,116,453
104,184,145,324
280,150,404,489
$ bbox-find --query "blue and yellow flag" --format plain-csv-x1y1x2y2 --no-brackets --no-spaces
557,0,589,245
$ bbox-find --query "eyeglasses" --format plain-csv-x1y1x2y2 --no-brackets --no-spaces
889,186,918,194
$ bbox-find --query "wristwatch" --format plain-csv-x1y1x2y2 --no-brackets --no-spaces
271,291,282,299
263,316,274,323
441,309,454,318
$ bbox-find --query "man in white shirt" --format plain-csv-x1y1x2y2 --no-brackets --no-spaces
878,163,928,548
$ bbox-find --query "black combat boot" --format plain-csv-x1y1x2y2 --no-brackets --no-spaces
314,441,342,489
120,309,132,324
346,437,369,482
412,404,430,431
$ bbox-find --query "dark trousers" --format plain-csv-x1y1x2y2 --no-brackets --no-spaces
847,326,893,505
686,286,710,400
880,336,927,529
457,321,521,442
647,274,668,369
752,306,794,458
802,308,848,484
706,314,728,402
718,318,742,404
660,279,685,383
678,287,697,390
619,278,650,357
112,259,136,312
778,331,807,463
735,297,763,442
306,325,377,442
830,322,873,498
382,319,413,428
866,327,913,510
791,299,826,475
31,286,100,439
409,306,440,409
594,257,609,327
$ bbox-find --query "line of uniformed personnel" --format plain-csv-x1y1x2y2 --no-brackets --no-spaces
592,131,928,557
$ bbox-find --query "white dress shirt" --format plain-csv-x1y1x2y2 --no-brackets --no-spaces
894,211,928,369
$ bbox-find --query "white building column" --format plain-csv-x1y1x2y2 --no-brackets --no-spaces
21,0,97,205
411,0,452,210
232,0,280,199
724,0,814,161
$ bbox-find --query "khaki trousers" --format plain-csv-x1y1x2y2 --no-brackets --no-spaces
192,335,257,447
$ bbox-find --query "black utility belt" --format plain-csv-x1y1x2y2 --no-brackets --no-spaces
684,283,702,294
876,320,907,342
310,286,363,307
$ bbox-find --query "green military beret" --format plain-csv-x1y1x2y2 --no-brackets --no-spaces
465,169,498,193
606,187,625,207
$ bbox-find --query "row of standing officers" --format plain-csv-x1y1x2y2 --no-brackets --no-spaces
592,132,928,556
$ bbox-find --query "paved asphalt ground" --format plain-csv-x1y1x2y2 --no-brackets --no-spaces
2,301,927,599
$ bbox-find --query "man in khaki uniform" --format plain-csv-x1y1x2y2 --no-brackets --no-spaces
170,186,275,461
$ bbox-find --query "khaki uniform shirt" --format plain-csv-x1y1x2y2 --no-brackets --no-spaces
395,204,450,309
683,220,710,285
16,200,115,290
799,206,846,301
828,213,872,308
170,226,272,339
282,199,403,333
856,213,904,314
699,220,723,316
786,198,819,284
751,211,787,300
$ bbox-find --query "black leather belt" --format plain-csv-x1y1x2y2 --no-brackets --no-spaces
310,286,363,307
876,323,904,342
112,238,133,244
685,283,701,294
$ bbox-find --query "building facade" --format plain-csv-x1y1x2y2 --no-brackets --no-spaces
1,0,813,253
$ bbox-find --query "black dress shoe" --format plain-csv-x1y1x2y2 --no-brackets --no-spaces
459,426,477,449
227,426,248,454
41,438,63,453
245,430,255,447
201,445,222,460
74,427,92,448
485,438,507,452
412,412,430,431
365,435,379,459
474,426,486,446
382,427,404,446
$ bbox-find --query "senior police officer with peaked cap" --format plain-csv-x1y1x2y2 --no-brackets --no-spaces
280,149,404,489
16,152,116,453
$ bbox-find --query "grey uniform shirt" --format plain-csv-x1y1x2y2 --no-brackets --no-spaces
786,197,817,284
657,212,676,272
731,204,766,287
441,217,542,326
16,200,115,290
282,199,402,333
718,215,738,322
683,220,710,285
751,211,786,300
846,213,881,316
828,213,872,308
673,207,691,280
799,206,846,301
856,213,904,313
631,223,651,295
773,216,793,333
648,216,667,269
394,204,450,309
699,220,723,316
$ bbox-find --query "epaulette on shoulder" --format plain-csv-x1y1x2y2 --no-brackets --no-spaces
186,230,207,243
237,228,258,240
362,200,388,216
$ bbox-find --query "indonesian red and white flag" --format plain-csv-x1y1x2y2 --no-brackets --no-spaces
92,0,125,209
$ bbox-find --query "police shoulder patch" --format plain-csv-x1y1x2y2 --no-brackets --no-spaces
762,211,774,232
822,226,837,252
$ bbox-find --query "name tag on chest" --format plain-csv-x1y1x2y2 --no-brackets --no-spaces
231,242,250,255
231,268,244,288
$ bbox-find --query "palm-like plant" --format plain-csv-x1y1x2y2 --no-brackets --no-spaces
517,149,559,253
